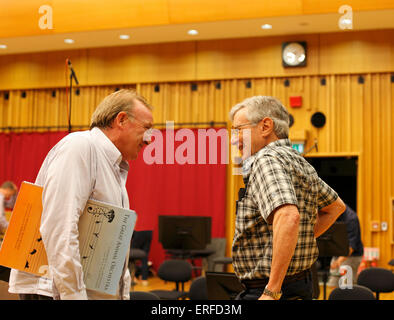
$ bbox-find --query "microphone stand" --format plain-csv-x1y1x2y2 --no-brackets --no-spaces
67,59,79,133
302,139,318,156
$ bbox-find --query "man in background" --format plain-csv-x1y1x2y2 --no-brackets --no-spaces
8,89,154,300
0,181,18,233
327,204,364,286
0,181,17,284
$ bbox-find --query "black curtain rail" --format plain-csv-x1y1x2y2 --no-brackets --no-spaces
153,121,228,127
0,125,90,132
0,122,228,132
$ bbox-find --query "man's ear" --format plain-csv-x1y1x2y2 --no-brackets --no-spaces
261,117,274,137
114,111,129,128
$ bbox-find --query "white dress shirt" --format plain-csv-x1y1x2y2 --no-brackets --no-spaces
9,127,131,300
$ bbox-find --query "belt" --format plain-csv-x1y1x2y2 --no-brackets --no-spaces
241,269,310,289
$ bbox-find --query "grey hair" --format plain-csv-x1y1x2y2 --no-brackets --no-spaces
0,181,17,191
90,89,153,129
229,96,290,139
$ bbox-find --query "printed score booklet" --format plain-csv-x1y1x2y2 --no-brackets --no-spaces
0,181,137,296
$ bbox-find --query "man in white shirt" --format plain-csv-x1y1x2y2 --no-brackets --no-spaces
9,89,154,300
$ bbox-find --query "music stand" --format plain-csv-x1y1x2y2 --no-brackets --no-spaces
316,222,349,299
159,215,213,276
205,272,244,300
158,215,211,252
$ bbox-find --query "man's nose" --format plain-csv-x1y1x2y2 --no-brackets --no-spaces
143,132,152,145
231,132,239,145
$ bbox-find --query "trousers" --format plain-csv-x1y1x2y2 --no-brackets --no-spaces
236,270,313,300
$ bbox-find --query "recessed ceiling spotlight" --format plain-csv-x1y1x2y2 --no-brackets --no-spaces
188,29,198,35
0,44,7,49
119,34,130,40
64,38,75,44
261,24,272,30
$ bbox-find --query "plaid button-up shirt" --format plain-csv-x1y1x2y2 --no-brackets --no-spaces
232,138,338,280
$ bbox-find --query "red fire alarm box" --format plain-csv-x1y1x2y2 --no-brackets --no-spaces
290,96,302,108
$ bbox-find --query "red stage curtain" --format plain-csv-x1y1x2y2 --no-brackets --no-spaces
0,131,68,187
127,128,227,269
0,128,227,271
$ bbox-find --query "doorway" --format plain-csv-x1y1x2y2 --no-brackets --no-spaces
306,156,358,211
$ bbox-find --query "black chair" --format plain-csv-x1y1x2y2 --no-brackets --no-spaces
130,291,160,300
189,249,216,276
357,267,394,300
188,276,208,300
164,248,215,277
205,238,226,271
328,284,376,300
150,259,193,300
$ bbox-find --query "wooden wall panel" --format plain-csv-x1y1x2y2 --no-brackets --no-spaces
195,34,321,80
1,30,394,90
86,42,197,85
0,50,90,89
319,30,394,75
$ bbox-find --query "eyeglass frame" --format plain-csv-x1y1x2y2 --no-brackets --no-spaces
231,121,259,137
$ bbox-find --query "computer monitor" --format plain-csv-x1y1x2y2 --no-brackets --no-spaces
158,215,211,250
205,272,244,300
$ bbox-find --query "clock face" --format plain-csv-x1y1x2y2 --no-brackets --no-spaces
282,42,306,67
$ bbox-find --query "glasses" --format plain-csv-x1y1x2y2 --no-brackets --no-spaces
231,122,257,137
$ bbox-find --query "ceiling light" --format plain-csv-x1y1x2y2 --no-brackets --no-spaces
119,34,130,40
261,24,272,30
0,44,7,49
64,39,75,44
188,29,198,35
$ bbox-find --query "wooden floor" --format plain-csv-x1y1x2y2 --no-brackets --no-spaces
1,276,392,300
133,275,394,300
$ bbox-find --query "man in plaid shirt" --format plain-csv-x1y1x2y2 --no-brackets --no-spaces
230,96,346,300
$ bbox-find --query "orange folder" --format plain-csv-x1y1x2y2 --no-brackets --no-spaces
0,182,49,277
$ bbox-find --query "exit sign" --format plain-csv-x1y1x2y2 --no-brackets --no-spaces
292,143,304,154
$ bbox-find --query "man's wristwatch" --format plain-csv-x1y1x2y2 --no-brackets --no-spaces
263,285,282,300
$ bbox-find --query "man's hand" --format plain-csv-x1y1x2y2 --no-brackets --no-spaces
258,294,275,300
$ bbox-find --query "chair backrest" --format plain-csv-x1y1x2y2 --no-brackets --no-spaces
205,238,226,271
158,259,193,283
130,291,160,300
328,285,376,300
188,276,208,300
357,267,394,294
